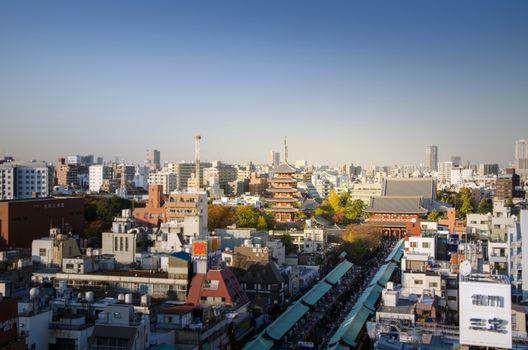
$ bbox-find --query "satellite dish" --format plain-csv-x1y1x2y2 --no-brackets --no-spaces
460,260,472,276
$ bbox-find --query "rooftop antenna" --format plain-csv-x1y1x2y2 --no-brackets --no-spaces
284,136,288,164
195,135,201,189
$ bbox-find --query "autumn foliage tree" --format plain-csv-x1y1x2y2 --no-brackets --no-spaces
337,224,383,264
315,189,364,225
207,204,234,231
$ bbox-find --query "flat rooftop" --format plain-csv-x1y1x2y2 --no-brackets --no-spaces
378,298,416,315
460,273,510,284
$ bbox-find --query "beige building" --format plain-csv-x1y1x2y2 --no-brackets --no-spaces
31,228,81,267
165,191,208,239
148,171,177,195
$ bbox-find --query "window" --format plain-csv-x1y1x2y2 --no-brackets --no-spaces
125,237,129,252
65,263,74,269
120,237,124,251
447,296,457,301
422,242,430,248
429,282,438,288
113,312,122,319
410,242,417,248
39,248,47,257
115,237,118,251
414,279,423,285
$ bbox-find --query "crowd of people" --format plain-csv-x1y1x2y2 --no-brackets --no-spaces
276,238,397,349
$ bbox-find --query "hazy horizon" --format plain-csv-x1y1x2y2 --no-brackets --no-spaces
1,1,527,167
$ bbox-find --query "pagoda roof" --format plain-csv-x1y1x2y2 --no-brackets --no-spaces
269,178,297,183
265,198,298,203
267,188,298,193
271,163,297,173
267,208,298,213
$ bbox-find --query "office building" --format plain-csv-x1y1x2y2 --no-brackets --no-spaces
0,197,85,247
145,149,161,171
269,151,280,167
450,156,462,167
496,168,522,200
426,145,438,172
148,171,177,195
88,165,112,193
438,161,452,184
55,158,79,189
478,163,499,176
459,273,511,349
515,139,528,176
0,161,52,200
164,162,211,190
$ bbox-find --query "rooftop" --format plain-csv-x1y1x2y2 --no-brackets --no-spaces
460,273,510,284
378,298,416,315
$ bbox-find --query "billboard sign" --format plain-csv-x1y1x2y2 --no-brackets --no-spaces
192,241,207,261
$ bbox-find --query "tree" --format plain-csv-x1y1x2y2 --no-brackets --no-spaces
280,234,296,254
96,196,131,223
208,204,234,231
327,189,341,212
505,198,514,208
427,209,441,221
342,224,383,249
233,206,261,228
477,197,493,214
344,199,364,224
257,216,268,231
314,203,334,220
458,196,473,217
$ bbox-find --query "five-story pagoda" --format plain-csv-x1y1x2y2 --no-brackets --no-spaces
266,138,300,222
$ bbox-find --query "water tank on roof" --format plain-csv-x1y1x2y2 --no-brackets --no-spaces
125,293,133,304
141,294,151,306
85,291,94,303
118,293,125,302
29,288,39,300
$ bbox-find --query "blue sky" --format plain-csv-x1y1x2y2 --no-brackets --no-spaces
0,1,527,166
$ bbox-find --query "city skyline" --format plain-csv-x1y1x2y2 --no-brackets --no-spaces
1,1,527,165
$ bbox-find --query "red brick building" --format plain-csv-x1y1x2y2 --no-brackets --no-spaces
0,197,84,247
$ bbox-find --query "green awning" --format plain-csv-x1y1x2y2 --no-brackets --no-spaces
325,260,353,284
266,301,310,340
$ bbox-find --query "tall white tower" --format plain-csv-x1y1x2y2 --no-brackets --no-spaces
195,135,201,189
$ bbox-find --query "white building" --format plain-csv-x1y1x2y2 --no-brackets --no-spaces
401,271,441,297
438,161,453,184
88,165,112,193
133,165,149,190
0,161,51,199
508,209,528,303
459,274,512,349
18,300,53,350
148,171,177,195
405,237,436,258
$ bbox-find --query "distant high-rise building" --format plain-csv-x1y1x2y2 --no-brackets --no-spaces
514,139,528,176
56,158,79,189
88,165,113,192
145,149,161,171
269,151,280,167
438,161,453,184
450,156,462,167
426,145,438,172
478,163,499,176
